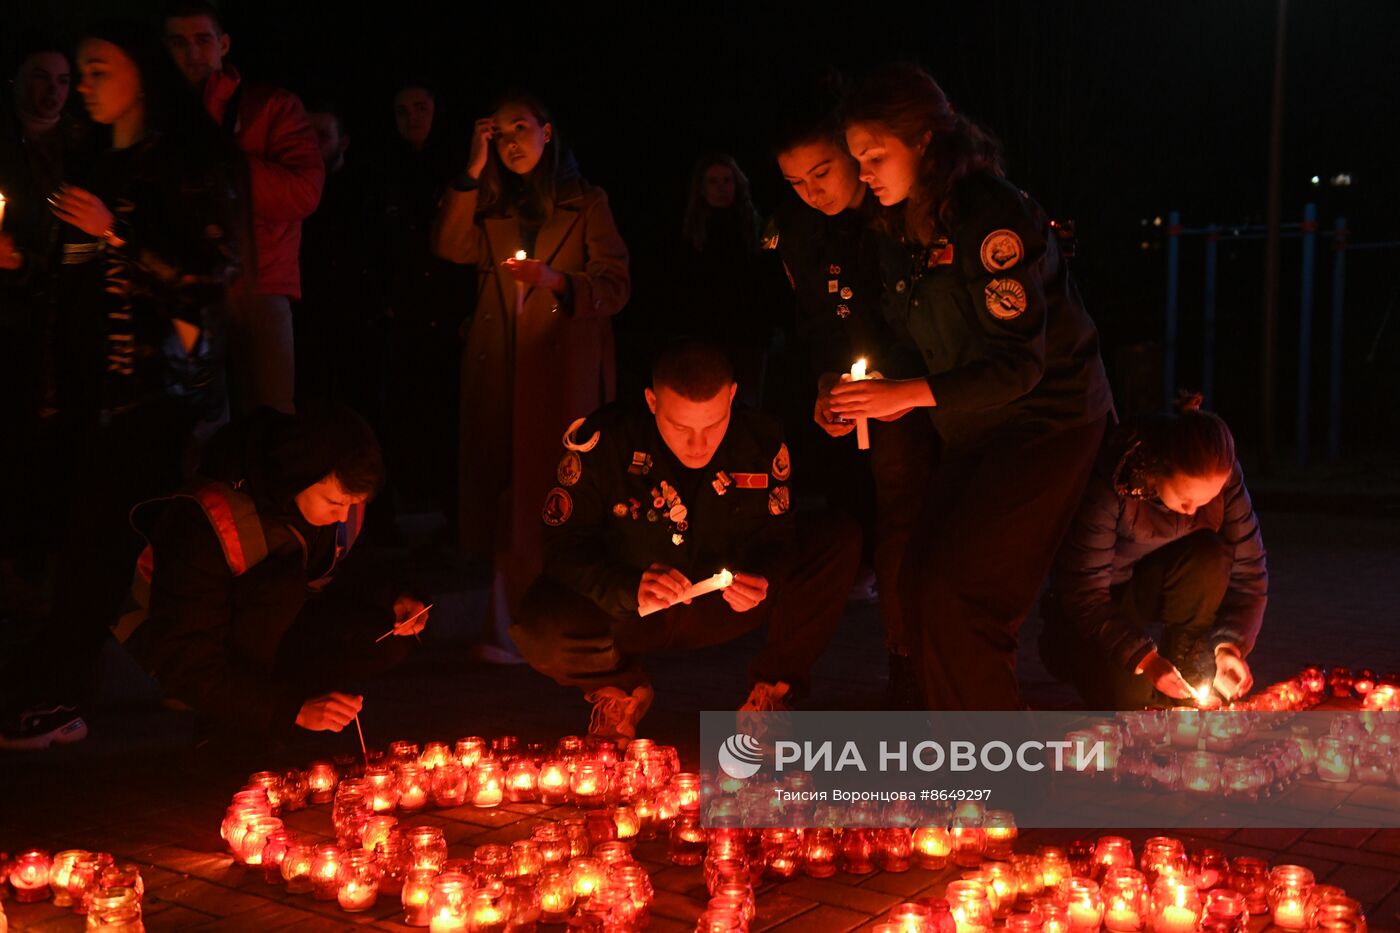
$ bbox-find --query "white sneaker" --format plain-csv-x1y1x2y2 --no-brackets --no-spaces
0,704,89,751
585,685,654,745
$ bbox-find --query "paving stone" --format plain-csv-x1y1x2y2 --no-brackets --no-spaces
648,886,713,923
856,866,947,896
1365,828,1400,856
1288,841,1400,875
1323,864,1400,904
775,876,902,915
750,889,827,929
761,903,867,933
1232,827,1308,850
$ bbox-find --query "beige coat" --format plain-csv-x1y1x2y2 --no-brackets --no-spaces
433,178,630,609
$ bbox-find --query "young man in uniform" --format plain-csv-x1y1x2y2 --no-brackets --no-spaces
765,74,932,704
509,340,862,743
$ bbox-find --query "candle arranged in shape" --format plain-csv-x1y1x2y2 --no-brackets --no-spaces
847,358,871,450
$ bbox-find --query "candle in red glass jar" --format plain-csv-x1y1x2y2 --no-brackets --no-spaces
532,824,571,866
336,850,381,912
913,826,953,870
470,759,505,808
306,760,338,804
419,741,451,771
407,827,448,872
400,868,435,926
454,736,486,768
877,827,913,873
48,850,89,907
802,827,838,878
570,759,607,807
309,844,344,901
505,760,538,802
537,759,569,804
537,865,576,921
9,849,51,902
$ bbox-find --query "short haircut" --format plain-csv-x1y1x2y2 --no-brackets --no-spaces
332,442,386,500
651,339,736,402
163,0,224,33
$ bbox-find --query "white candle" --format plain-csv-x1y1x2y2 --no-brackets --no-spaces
639,569,733,617
513,249,527,315
848,358,870,450
0,191,7,230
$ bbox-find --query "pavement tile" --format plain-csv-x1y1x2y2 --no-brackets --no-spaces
1289,841,1400,874
776,876,902,914
856,866,948,896
1323,864,1400,904
750,889,827,929
761,903,867,933
1365,828,1400,856
1231,827,1308,850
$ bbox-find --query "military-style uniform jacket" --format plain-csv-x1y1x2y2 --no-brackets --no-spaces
1049,425,1269,671
540,401,795,618
766,194,922,380
881,171,1114,451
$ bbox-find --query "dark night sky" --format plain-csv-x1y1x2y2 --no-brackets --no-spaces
13,0,1400,453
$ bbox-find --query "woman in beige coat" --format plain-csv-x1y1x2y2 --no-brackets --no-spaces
432,92,629,658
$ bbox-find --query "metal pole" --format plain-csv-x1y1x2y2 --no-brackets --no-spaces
1295,203,1317,467
1165,210,1182,406
1261,0,1288,472
1203,225,1219,407
1327,217,1348,462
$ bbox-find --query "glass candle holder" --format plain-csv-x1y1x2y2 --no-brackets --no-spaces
426,871,472,932
360,815,398,854
910,826,952,870
9,849,51,903
671,772,701,812
1181,751,1221,793
1227,857,1269,915
1191,849,1229,890
606,805,639,848
1315,737,1353,783
946,879,994,933
887,901,935,932
1354,740,1393,784
1268,866,1315,930
336,850,381,912
260,829,295,884
85,886,141,931
876,827,913,873
801,827,838,878
504,761,538,803
609,861,653,919
760,828,802,880
1101,867,1147,932
533,759,570,805
50,850,91,907
472,844,511,886
1138,837,1185,884
279,842,314,894
281,769,310,812
1306,896,1367,932
364,764,400,813
1068,840,1097,878
400,868,436,927
669,813,707,866
431,761,468,808
1007,913,1045,933
408,827,448,873
1203,889,1248,933
388,739,420,762
951,820,986,869
419,741,451,771
570,759,608,807
568,856,605,902
509,839,545,881
454,736,486,768
238,815,284,866
563,816,590,858
306,761,338,804
310,844,345,901
980,863,1019,918
1094,837,1135,881
396,763,430,812
592,841,632,870
1150,878,1202,933
537,865,576,921
983,810,1018,860
1038,902,1071,933
469,759,505,808
585,810,618,849
1059,878,1105,933
533,825,571,866
1148,751,1182,791
1038,847,1071,889
332,785,372,848
69,853,113,915
248,770,286,812
838,828,877,875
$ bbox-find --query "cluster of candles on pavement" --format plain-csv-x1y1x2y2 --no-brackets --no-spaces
215,733,714,929
1061,667,1400,796
0,848,145,931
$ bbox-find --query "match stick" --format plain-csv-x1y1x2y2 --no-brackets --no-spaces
374,602,434,643
354,714,368,765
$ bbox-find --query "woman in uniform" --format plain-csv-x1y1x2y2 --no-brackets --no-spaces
828,63,1114,710
432,91,629,661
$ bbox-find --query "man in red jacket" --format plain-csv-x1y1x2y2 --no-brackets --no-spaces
164,1,324,414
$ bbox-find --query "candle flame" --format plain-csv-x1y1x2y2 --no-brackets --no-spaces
1192,682,1212,706
851,358,867,380
514,249,527,261
719,569,734,587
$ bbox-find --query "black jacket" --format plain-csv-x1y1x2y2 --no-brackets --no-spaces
1048,424,1269,670
541,401,795,618
880,172,1114,451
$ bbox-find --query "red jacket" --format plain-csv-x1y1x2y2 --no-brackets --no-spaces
204,66,324,298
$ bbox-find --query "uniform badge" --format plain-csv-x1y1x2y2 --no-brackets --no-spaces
827,279,839,294
672,533,684,546
646,509,658,522
980,229,1024,272
771,443,791,481
611,502,628,518
836,303,851,319
895,280,908,294
557,451,582,487
828,264,841,275
669,504,688,523
562,417,600,452
628,451,653,476
985,278,1029,320
768,485,791,515
732,472,769,489
839,286,853,300
542,487,574,526
927,238,955,268
712,471,734,496
628,498,641,520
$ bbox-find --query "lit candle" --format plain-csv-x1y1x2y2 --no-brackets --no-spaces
397,763,430,811
570,857,604,900
512,249,528,317
470,760,505,808
1267,866,1315,930
538,865,577,921
401,868,436,926
1155,904,1197,933
306,761,338,804
310,844,344,901
0,191,7,230
337,877,379,911
429,907,468,932
639,570,733,616
538,760,570,804
848,358,871,450
361,815,398,853
9,850,52,903
913,826,952,869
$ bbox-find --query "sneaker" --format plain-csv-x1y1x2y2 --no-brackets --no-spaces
585,685,654,746
0,704,89,751
739,681,792,712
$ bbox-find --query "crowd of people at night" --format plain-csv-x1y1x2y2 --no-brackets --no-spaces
0,2,1270,750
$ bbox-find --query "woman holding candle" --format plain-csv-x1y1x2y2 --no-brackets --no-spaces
1041,397,1265,708
829,63,1114,710
431,90,630,663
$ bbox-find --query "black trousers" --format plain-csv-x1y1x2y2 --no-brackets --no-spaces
510,511,861,696
868,415,937,654
1039,530,1233,709
901,416,1108,710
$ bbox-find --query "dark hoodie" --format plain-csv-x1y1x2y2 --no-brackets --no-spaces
130,404,382,735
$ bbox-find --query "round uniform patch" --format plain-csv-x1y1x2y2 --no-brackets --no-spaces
557,450,582,487
980,228,1024,272
768,485,791,515
611,502,628,518
985,278,1029,320
542,487,573,526
771,443,791,482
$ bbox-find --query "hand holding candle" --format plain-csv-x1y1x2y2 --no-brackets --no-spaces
844,358,870,449
638,568,733,617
